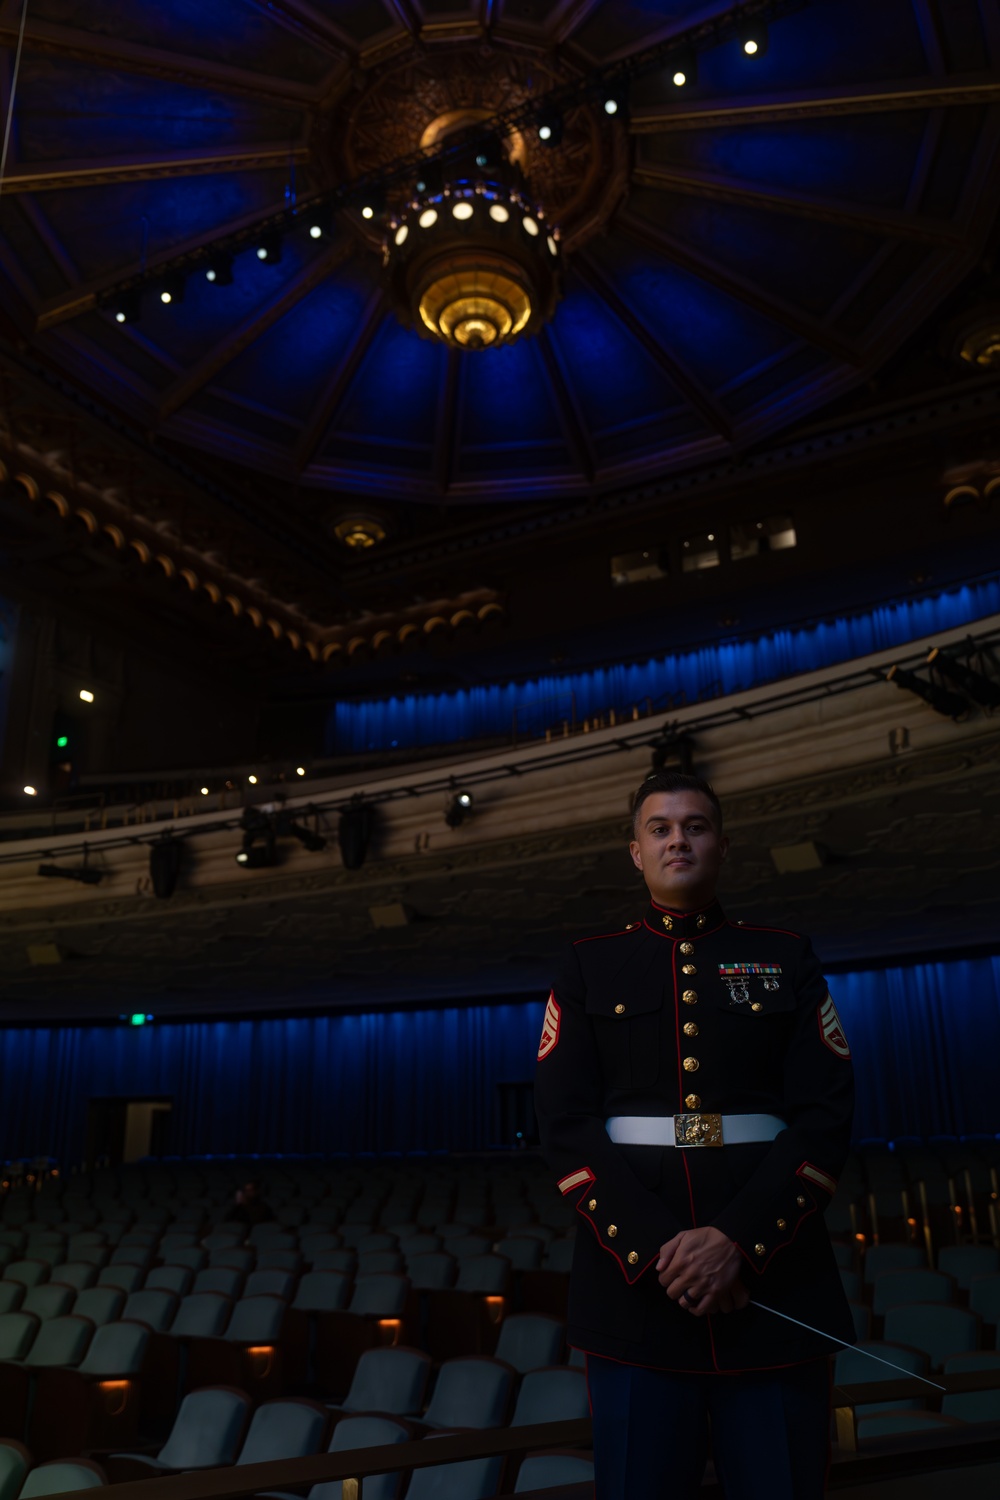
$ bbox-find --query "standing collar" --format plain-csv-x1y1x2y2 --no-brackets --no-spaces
644,896,727,941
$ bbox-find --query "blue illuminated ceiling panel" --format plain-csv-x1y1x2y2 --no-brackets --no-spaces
1,0,997,504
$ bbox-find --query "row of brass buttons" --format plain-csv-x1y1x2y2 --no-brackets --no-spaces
588,1202,638,1266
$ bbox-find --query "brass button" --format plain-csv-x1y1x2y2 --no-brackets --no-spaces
627,1251,638,1266
607,1225,617,1238
755,1243,766,1257
682,963,696,975
626,922,637,931
796,1195,807,1208
683,1056,699,1072
588,1199,597,1211
684,1093,701,1109
680,942,694,955
614,1003,626,1015
735,919,745,926
776,1218,787,1230
751,1002,763,1013
682,990,698,1005
683,1021,698,1037
662,915,673,931
696,915,706,929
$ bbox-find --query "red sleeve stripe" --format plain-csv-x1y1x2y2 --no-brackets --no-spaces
798,1161,838,1195
557,1167,595,1197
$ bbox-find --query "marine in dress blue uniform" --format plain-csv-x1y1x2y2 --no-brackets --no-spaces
534,772,854,1499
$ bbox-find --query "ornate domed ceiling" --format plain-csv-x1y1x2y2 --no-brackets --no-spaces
2,0,999,506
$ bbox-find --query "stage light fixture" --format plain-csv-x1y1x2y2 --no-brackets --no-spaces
276,810,327,852
669,49,698,87
79,689,95,704
927,647,1000,708
248,774,258,785
236,808,277,869
296,766,306,776
205,252,234,285
602,87,627,116
537,111,564,146
650,730,695,776
740,22,768,56
159,272,185,306
338,798,375,870
24,785,37,797
359,187,386,222
113,290,142,325
38,861,103,886
256,233,282,264
444,789,474,828
885,664,968,719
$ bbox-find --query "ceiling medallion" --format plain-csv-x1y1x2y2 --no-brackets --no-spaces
384,125,560,351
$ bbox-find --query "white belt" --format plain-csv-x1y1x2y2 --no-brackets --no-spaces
606,1113,786,1149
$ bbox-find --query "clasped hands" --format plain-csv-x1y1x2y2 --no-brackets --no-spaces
656,1226,750,1317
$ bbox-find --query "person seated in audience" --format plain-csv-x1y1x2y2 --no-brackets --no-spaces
230,1179,275,1224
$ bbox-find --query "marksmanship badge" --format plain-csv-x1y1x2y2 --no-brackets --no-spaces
718,963,782,1004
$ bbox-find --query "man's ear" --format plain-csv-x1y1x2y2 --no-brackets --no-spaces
719,836,730,862
629,839,642,872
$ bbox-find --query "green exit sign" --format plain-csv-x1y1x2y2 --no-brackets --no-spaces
56,735,69,748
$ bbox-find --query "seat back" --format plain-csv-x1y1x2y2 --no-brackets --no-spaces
22,1286,75,1322
421,1357,514,1429
23,1316,93,1369
871,1269,954,1316
515,1454,594,1492
938,1245,1000,1290
4,1262,50,1289
862,1245,925,1284
157,1387,252,1468
0,1285,25,1316
226,1295,286,1342
236,1399,327,1464
310,1252,356,1275
121,1290,178,1332
97,1266,144,1295
510,1367,588,1425
162,1248,207,1273
342,1347,433,1416
357,1253,404,1277
51,1264,97,1294
494,1315,565,1374
455,1256,509,1295
18,1460,107,1497
883,1303,980,1368
404,1455,502,1500
245,1271,295,1301
349,1276,409,1317
292,1272,351,1313
209,1249,255,1274
72,1288,125,1328
406,1255,456,1291
0,1440,29,1500
256,1251,302,1274
0,1313,39,1361
194,1269,245,1299
307,1416,410,1500
171,1293,233,1339
449,1237,492,1258
495,1239,543,1271
400,1235,442,1258
145,1266,194,1298
77,1321,150,1377
969,1273,1000,1327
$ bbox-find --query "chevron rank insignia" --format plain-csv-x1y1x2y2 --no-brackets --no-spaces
537,991,561,1060
818,993,850,1058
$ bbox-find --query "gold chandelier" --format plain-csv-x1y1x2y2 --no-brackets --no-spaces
384,131,562,351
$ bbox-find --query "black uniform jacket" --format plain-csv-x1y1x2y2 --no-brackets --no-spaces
534,896,855,1372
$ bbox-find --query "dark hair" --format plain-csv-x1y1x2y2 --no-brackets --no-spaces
631,771,723,836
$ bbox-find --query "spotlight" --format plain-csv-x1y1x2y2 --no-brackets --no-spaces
602,86,628,118
650,730,695,776
113,289,142,325
669,49,698,87
739,22,768,56
359,187,385,222
296,767,306,777
537,111,564,147
256,233,282,264
445,790,473,828
79,689,95,704
276,811,327,852
927,647,1000,708
205,252,234,285
38,862,103,886
885,664,967,719
149,837,183,900
159,272,185,306
24,785,37,797
338,798,375,871
248,775,258,785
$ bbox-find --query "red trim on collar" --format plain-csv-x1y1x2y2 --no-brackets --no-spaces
572,926,642,946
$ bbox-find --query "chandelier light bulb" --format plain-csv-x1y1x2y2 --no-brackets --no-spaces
309,224,322,238
394,224,409,246
744,38,758,54
452,201,474,220
673,69,687,86
418,207,439,229
539,124,552,141
604,98,618,115
489,203,509,223
522,215,539,237
115,311,126,322
205,268,217,281
257,246,268,259
361,205,374,219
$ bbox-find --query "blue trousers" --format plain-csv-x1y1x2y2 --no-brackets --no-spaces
586,1354,831,1500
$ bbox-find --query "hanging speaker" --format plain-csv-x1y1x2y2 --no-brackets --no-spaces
338,802,376,870
149,838,183,898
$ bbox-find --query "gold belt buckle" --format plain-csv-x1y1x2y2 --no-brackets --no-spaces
674,1112,723,1147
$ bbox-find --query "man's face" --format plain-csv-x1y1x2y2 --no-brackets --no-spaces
629,791,729,911
242,1182,258,1200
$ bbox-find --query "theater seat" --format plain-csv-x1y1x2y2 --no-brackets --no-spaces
306,1414,410,1500
310,1252,356,1275
336,1346,432,1417
940,1351,1000,1423
120,1291,178,1332
834,1341,930,1416
144,1267,193,1298
514,1454,594,1492
404,1453,502,1500
883,1304,980,1368
292,1272,351,1313
969,1274,1000,1338
542,1240,574,1274
494,1316,564,1375
28,1323,151,1460
455,1259,510,1296
170,1293,232,1338
3,1266,49,1292
420,1356,514,1430
871,1269,954,1317
510,1368,588,1425
96,1267,144,1296
245,1271,296,1301
0,1290,24,1318
348,1276,409,1318
107,1386,252,1480
51,1265,97,1295
861,1246,925,1285
406,1256,456,1291
23,1316,92,1368
938,1246,1000,1291
855,1411,964,1444
494,1239,543,1272
17,1459,107,1497
0,1443,28,1500
236,1398,327,1464
72,1290,125,1328
257,1252,303,1275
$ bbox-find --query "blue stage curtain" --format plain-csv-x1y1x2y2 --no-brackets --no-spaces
327,578,1000,753
0,955,997,1164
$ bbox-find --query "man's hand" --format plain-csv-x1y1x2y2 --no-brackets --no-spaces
656,1226,749,1316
